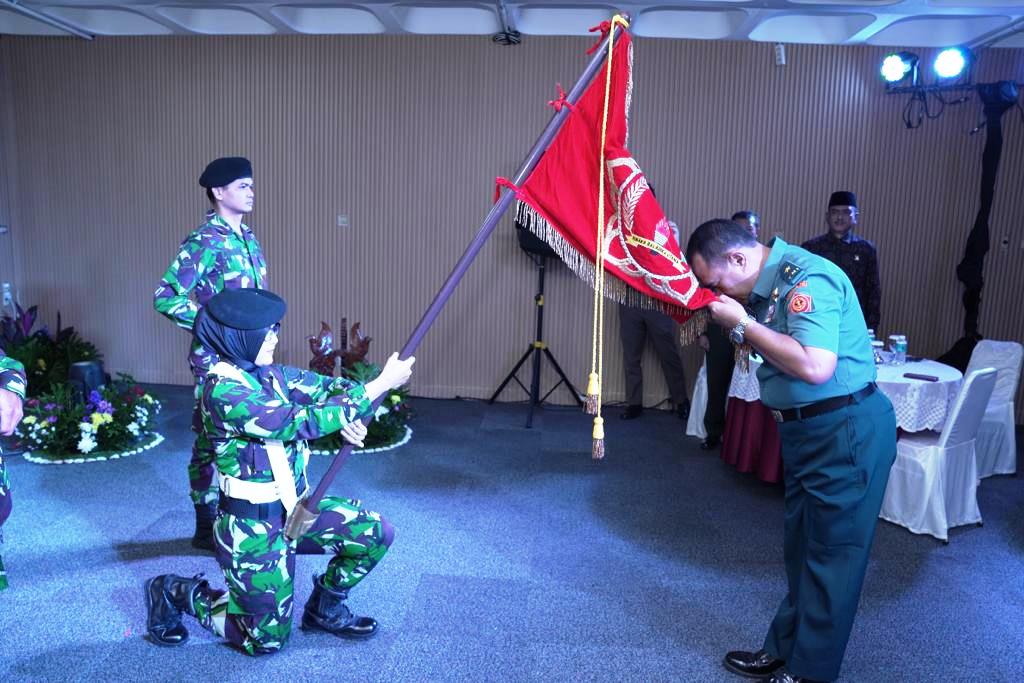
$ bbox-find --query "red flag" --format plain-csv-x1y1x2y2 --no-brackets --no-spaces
515,28,716,327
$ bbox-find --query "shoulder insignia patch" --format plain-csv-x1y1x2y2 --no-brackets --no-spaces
779,261,804,285
788,292,813,314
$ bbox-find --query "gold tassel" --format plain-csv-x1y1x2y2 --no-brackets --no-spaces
677,307,710,347
591,416,605,460
585,372,601,415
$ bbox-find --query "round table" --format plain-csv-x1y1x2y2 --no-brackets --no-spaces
717,357,962,484
875,359,962,432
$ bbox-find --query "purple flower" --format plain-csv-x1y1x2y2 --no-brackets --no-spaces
44,402,57,411
97,400,113,414
88,390,102,405
47,415,57,423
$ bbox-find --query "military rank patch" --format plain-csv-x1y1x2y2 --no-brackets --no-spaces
779,261,804,285
788,293,813,314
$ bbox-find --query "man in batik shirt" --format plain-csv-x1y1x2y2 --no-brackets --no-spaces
153,156,267,550
0,351,27,590
145,288,415,654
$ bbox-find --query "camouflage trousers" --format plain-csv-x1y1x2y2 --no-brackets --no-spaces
189,385,218,506
189,495,394,655
0,454,11,590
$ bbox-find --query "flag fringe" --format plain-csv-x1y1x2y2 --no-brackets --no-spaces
518,201,709,346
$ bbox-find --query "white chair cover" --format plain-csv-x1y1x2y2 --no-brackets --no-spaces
965,340,1022,478
879,367,998,542
686,362,708,440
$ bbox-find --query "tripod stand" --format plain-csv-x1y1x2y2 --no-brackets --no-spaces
489,251,583,428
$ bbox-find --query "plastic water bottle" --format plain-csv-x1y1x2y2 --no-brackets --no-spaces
871,340,885,365
887,335,900,364
894,335,908,365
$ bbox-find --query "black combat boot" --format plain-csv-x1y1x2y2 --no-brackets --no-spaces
191,504,217,551
144,573,208,646
301,574,378,639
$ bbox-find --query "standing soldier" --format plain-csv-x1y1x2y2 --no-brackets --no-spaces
0,350,26,590
154,157,267,550
145,288,414,654
687,219,896,683
802,191,881,333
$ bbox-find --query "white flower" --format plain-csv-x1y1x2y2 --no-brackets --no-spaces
374,405,390,419
77,434,97,453
127,422,140,436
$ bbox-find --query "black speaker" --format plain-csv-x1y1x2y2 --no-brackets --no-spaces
515,219,558,259
978,80,1018,107
68,360,106,398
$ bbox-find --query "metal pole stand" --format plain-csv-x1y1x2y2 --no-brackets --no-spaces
488,253,583,427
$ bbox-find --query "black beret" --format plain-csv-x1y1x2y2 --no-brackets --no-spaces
199,157,253,189
828,191,857,208
205,288,286,330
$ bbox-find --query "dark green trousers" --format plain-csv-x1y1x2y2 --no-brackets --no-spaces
764,388,896,682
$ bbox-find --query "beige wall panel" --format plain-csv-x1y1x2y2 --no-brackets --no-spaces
0,35,1021,422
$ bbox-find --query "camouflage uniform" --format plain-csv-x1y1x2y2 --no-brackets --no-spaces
0,353,27,591
189,362,393,654
153,212,267,505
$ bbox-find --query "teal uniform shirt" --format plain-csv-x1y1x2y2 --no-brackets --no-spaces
747,237,876,409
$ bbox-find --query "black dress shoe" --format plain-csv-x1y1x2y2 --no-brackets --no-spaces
723,649,784,679
676,401,691,421
700,435,721,450
620,405,643,420
767,668,815,683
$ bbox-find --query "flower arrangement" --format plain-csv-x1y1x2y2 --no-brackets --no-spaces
1,304,101,396
308,360,412,453
16,373,161,462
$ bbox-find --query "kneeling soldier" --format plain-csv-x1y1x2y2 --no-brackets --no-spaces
145,288,414,654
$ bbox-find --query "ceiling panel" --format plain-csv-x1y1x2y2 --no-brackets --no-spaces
45,7,171,34
0,7,66,34
393,4,500,35
0,1,1021,47
270,5,386,34
633,9,746,40
517,5,616,35
866,15,1010,46
749,13,877,44
155,6,277,34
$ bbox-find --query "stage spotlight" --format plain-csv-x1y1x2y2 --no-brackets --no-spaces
881,51,919,85
934,47,970,80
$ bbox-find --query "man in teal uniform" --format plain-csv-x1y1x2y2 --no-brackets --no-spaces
686,219,896,683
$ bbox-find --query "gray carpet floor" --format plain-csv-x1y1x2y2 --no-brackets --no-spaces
0,383,1021,682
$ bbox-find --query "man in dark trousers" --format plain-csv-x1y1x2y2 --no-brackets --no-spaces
687,219,896,683
618,221,689,421
801,191,881,332
698,210,760,449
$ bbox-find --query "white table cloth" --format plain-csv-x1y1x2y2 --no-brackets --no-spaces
875,359,962,432
721,356,962,433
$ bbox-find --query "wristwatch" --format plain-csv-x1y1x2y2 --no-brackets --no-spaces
729,314,756,345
